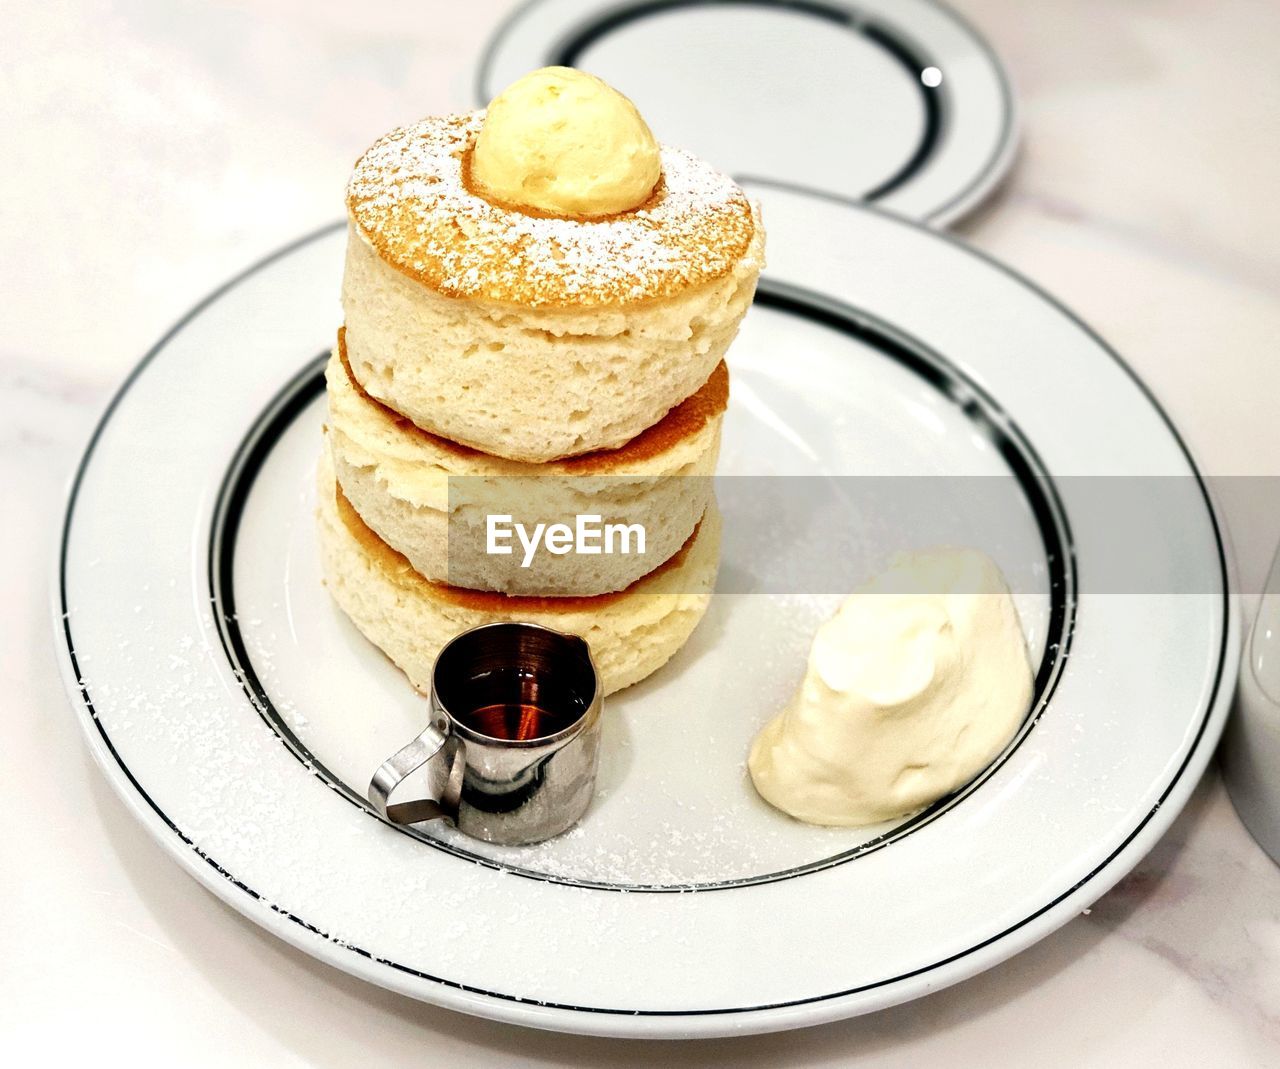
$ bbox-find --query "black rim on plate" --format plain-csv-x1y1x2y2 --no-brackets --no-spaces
58,207,1229,1019
474,0,1016,221
205,277,1078,893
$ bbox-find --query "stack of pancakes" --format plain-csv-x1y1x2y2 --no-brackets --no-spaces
318,111,763,694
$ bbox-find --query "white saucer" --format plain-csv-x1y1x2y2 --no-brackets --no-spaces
476,0,1017,225
56,186,1236,1038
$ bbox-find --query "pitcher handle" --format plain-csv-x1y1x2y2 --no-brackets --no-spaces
368,718,465,826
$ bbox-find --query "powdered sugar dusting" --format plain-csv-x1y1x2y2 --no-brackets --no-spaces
346,111,756,308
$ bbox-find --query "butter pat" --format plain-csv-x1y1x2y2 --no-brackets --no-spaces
748,549,1033,827
472,66,661,217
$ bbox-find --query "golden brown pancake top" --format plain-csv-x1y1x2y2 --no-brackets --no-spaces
346,111,756,309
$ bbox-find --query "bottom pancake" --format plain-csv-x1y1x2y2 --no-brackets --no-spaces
316,448,720,696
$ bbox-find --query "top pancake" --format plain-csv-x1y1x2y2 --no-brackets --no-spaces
346,111,757,309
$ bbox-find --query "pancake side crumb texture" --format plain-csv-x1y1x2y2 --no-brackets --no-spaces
316,450,721,695
327,334,724,596
341,212,760,461
332,328,728,478
346,111,755,308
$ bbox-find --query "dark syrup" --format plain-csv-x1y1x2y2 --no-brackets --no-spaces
452,666,587,741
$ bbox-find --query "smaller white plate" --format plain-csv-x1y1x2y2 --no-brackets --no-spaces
476,0,1017,225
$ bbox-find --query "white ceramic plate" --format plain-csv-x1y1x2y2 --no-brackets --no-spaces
476,0,1017,226
56,185,1236,1038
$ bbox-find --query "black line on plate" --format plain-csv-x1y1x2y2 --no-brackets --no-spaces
855,21,944,202
57,207,1228,1019
205,278,1076,893
914,0,1017,222
206,352,331,783
547,0,942,203
476,0,1017,220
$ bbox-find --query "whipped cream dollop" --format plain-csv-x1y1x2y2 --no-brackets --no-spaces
748,548,1033,827
471,66,661,218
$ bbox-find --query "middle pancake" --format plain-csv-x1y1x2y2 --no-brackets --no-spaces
327,328,726,597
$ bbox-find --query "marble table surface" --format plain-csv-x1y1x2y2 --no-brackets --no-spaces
5,0,1280,1063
